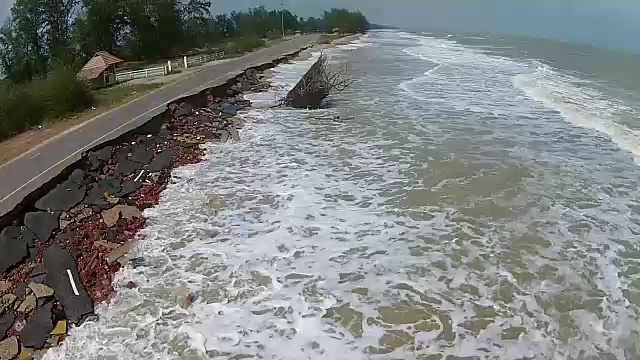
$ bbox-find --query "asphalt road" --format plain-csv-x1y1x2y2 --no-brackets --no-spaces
0,35,317,218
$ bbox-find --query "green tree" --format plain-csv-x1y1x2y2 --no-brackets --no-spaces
322,8,369,34
181,0,211,49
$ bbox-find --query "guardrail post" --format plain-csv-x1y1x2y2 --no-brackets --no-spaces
145,69,148,78
167,60,172,73
184,55,188,69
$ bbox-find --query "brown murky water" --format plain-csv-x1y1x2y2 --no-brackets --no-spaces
45,31,640,360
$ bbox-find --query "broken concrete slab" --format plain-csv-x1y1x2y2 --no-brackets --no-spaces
24,212,59,242
174,102,195,118
83,184,109,207
44,246,93,324
20,302,53,349
35,180,86,212
20,228,36,248
114,159,143,176
91,146,112,161
0,227,28,273
98,176,122,194
130,144,153,165
116,180,143,197
68,169,86,187
51,320,66,336
147,150,175,173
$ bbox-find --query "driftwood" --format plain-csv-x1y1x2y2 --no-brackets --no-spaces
281,53,354,109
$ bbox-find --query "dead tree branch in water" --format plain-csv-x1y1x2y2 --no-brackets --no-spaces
280,53,355,109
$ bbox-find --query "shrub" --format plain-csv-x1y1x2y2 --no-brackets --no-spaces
0,65,93,141
225,36,266,54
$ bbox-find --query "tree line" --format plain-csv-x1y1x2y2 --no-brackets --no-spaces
0,1,370,84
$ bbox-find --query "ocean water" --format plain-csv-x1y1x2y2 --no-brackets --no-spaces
45,31,640,359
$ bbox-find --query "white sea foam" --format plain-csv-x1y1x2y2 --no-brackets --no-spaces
513,62,640,163
43,31,640,360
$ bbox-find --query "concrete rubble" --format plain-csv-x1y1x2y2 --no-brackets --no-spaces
0,62,278,356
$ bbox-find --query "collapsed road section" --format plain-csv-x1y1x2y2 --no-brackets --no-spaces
0,46,309,359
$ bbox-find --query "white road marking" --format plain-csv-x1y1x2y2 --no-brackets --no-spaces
134,170,146,182
66,269,80,296
29,153,40,160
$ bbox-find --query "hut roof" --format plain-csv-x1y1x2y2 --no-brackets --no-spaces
78,51,124,80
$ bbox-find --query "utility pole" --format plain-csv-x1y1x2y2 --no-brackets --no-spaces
281,3,285,37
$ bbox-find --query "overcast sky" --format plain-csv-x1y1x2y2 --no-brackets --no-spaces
1,0,638,52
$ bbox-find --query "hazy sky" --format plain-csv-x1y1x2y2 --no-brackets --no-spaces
1,0,638,52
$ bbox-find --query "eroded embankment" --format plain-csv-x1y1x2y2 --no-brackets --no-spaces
0,49,305,359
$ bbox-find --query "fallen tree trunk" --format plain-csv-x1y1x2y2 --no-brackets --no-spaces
282,53,353,109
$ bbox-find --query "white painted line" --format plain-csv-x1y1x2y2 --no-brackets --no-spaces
134,170,146,182
66,269,80,296
73,129,83,135
0,37,315,206
29,153,41,160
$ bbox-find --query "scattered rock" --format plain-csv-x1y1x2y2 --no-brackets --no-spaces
107,242,135,265
174,102,195,117
0,295,17,314
16,295,36,314
50,321,66,336
117,205,143,220
101,207,120,227
27,283,53,300
24,212,59,242
0,227,28,273
35,180,85,212
221,104,238,116
75,207,94,222
20,302,54,349
0,312,14,339
0,336,19,359
0,281,12,295
44,246,94,324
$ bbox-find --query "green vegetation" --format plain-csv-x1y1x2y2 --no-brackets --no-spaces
0,66,93,140
0,1,369,141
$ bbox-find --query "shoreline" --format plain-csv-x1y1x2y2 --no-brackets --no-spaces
0,46,313,359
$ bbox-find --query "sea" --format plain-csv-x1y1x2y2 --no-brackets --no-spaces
45,30,640,359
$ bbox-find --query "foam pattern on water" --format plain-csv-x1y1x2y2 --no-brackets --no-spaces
44,32,640,360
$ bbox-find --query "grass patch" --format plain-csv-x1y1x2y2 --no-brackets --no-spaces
0,83,161,165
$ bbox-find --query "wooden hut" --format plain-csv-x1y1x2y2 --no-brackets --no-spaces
77,51,124,88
